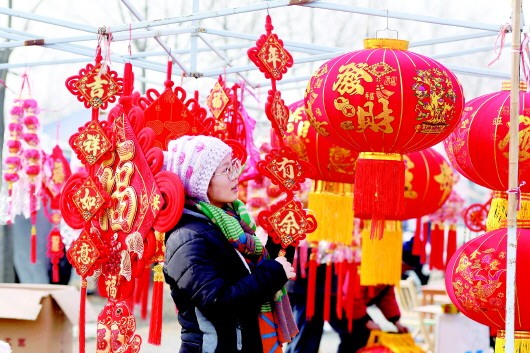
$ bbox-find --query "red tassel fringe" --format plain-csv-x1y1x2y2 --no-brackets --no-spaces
335,260,345,320
354,157,405,239
344,262,358,333
305,247,318,321
148,264,164,345
30,225,37,263
136,267,150,320
323,262,332,322
79,278,87,353
446,225,457,267
429,223,445,270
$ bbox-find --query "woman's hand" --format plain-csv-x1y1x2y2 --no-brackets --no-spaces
275,256,296,279
394,321,409,333
366,320,381,331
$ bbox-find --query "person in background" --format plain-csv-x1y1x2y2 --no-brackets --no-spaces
286,255,408,353
401,236,430,285
162,135,297,353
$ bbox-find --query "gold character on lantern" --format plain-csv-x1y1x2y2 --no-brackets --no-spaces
332,62,372,96
498,115,530,161
356,98,395,133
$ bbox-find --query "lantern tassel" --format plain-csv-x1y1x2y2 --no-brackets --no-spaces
335,259,345,320
429,222,445,270
354,153,404,239
79,278,87,353
323,261,332,322
487,191,507,231
136,266,151,320
305,246,318,321
360,220,403,286
495,330,530,353
446,224,457,267
307,180,354,244
148,263,164,345
30,225,37,264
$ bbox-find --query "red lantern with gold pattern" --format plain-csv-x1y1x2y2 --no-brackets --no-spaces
305,38,464,234
445,228,530,332
398,148,453,220
444,82,530,231
444,82,530,193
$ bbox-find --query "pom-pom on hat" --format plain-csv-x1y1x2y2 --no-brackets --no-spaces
164,135,232,203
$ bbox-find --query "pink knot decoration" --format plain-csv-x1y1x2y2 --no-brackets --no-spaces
23,115,40,129
4,173,20,183
25,165,41,176
10,106,23,116
7,140,22,152
23,98,39,113
24,149,41,160
23,133,40,146
8,123,23,132
5,156,22,167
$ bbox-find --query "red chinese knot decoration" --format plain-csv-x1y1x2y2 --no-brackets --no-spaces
247,15,293,82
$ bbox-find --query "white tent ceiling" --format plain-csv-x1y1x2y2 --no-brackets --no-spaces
0,0,521,126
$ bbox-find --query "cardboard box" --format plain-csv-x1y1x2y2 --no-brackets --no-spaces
0,284,96,353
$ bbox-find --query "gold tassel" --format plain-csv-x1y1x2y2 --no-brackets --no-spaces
499,193,530,229
360,220,402,286
486,191,507,231
495,330,530,353
307,180,354,245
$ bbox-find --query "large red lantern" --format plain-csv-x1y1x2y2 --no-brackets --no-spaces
446,228,530,334
444,82,530,231
305,38,464,233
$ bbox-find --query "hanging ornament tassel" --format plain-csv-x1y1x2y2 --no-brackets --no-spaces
344,261,358,333
354,153,405,239
135,266,151,320
79,277,87,353
335,255,345,320
299,241,309,279
360,220,403,286
412,218,423,256
495,330,530,353
307,180,354,244
148,263,164,345
305,245,318,321
30,224,37,263
323,261,332,322
446,224,457,267
486,191,507,231
429,222,445,270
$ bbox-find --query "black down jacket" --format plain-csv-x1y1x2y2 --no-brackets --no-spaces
164,209,288,353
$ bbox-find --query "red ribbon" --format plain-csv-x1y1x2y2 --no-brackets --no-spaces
507,181,527,211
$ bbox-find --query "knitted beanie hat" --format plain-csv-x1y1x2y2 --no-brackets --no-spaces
164,135,232,203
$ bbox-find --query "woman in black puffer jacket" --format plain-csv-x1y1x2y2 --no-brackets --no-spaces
163,135,297,353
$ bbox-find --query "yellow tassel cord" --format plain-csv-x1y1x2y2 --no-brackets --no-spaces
360,220,402,286
495,330,530,353
498,193,530,229
307,180,354,245
486,191,507,231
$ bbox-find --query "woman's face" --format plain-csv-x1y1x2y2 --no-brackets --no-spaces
207,154,240,208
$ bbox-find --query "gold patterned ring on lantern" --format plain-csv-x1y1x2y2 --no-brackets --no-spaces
359,152,402,161
363,38,410,50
